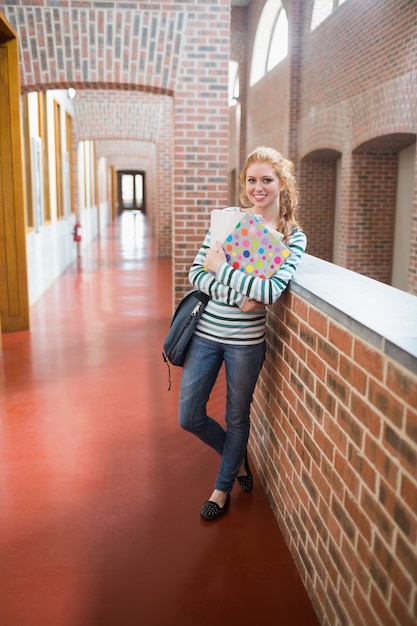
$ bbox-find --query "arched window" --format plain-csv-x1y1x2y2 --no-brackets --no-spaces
311,0,347,31
250,0,288,87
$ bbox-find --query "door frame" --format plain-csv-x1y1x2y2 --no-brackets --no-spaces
117,170,146,213
0,12,30,338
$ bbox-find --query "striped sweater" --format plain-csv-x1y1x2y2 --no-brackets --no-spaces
189,207,307,345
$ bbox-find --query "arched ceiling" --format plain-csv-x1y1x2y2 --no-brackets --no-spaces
0,3,180,169
72,89,172,167
0,1,247,170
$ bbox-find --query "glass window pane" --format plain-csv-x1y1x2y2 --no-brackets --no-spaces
122,175,133,204
250,0,287,86
311,0,338,30
229,61,239,105
267,9,288,72
135,174,143,207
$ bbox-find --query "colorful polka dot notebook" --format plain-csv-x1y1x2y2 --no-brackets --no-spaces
211,210,290,279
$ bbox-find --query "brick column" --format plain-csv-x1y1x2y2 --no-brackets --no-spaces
172,0,230,302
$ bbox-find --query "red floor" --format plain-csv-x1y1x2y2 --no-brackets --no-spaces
0,213,319,626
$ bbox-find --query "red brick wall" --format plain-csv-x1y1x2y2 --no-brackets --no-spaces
302,0,416,109
251,288,417,626
347,151,398,283
235,2,417,622
299,156,337,261
242,0,417,294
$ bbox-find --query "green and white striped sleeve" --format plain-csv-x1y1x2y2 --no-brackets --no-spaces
188,230,247,307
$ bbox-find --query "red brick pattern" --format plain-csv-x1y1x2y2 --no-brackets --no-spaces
252,291,417,626
242,0,417,295
347,151,398,283
299,157,337,262
6,5,183,91
172,0,230,299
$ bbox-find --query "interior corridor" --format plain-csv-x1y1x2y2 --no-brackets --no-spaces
0,212,319,626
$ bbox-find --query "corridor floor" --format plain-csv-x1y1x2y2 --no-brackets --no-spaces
0,212,320,626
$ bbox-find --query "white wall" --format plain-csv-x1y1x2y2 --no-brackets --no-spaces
25,90,77,304
392,142,416,291
25,90,111,305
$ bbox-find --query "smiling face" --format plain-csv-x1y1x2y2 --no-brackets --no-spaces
245,162,281,214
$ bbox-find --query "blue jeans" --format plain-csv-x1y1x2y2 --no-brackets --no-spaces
178,335,266,492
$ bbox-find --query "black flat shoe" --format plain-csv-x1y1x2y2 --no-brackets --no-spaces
200,493,231,520
237,451,253,493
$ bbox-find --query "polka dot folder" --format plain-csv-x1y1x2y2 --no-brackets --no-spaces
210,210,290,279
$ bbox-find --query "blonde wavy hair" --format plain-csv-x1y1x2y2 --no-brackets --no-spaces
239,146,301,241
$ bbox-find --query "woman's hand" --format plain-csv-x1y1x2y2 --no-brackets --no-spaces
205,242,227,274
241,297,265,312
206,243,265,311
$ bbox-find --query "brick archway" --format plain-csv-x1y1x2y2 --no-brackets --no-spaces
1,2,231,290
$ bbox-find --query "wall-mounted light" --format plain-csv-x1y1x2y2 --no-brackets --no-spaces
67,88,76,99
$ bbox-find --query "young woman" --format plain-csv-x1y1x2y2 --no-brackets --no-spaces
178,146,307,520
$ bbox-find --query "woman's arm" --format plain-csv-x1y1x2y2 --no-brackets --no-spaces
188,231,247,307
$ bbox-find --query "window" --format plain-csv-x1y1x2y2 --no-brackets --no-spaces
83,140,95,210
21,95,34,230
54,100,64,219
120,172,144,210
229,60,239,106
38,93,51,223
311,0,347,30
250,0,288,86
65,111,75,214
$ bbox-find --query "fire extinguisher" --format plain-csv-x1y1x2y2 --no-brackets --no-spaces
73,222,82,243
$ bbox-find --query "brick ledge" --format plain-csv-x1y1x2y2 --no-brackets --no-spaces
291,254,417,373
